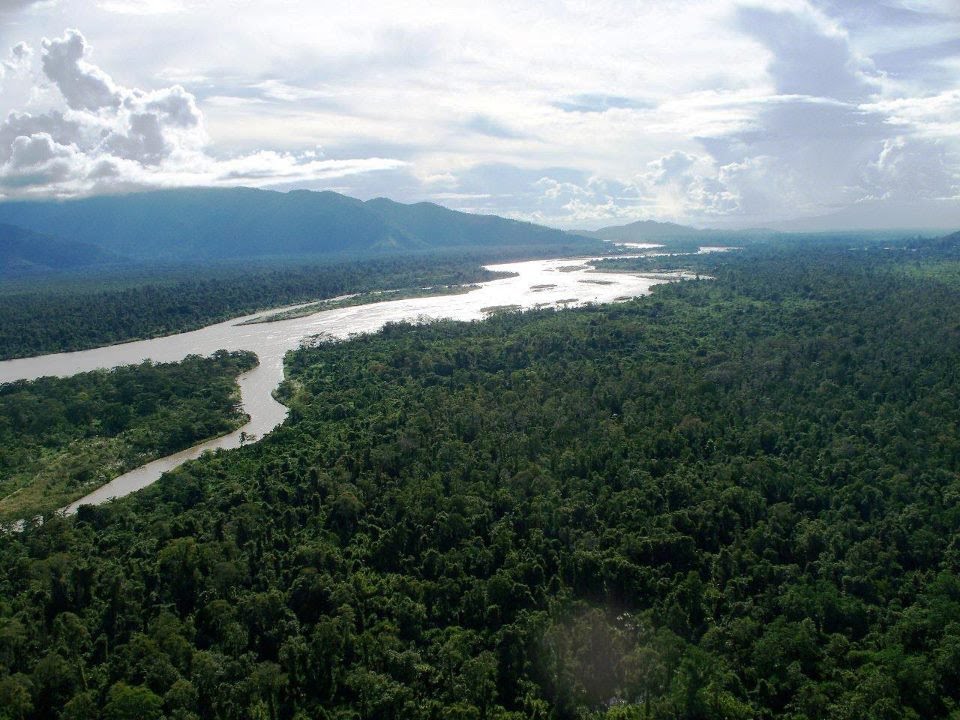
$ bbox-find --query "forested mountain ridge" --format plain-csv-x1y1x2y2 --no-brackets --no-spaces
364,197,575,250
0,188,601,261
1,235,959,718
578,219,777,246
0,224,115,278
579,219,706,241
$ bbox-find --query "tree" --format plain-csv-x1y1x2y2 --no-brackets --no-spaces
0,674,32,720
103,682,163,720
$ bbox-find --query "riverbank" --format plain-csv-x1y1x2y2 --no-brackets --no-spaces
0,351,257,522
1,256,681,517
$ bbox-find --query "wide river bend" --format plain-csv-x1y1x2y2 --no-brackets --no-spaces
0,257,676,514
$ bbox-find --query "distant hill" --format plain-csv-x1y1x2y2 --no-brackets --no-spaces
579,218,779,246
0,223,115,277
919,229,960,257
365,197,580,249
0,188,601,262
580,219,706,242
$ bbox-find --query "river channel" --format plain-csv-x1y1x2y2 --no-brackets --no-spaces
0,256,680,514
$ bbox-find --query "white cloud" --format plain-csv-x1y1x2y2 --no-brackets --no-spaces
863,91,960,138
6,40,31,67
40,29,121,110
0,1,956,227
0,110,83,164
0,41,32,79
860,136,958,201
0,132,85,191
0,29,406,197
97,0,186,14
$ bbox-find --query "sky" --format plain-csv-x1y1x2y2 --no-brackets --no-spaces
0,0,958,230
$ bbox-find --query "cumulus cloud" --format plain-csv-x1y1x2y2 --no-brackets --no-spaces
0,111,83,164
639,5,883,220
0,1,957,226
0,132,84,189
0,42,33,80
40,29,121,110
0,29,405,198
395,1,958,228
735,6,879,101
506,1,958,227
643,150,701,191
599,2,960,225
7,41,32,67
512,152,739,226
860,136,958,201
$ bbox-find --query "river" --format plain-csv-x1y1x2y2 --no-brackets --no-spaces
0,256,680,514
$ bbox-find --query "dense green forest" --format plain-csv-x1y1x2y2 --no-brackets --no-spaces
0,351,256,520
0,255,516,360
1,236,960,718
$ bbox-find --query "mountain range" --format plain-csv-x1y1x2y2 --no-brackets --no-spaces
0,187,600,266
579,219,708,242
6,189,948,278
578,218,780,244
0,223,116,277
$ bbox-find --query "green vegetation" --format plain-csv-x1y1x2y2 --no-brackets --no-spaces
0,185,604,361
481,304,524,315
1,235,960,718
239,283,486,325
0,256,512,360
0,351,256,520
0,224,114,278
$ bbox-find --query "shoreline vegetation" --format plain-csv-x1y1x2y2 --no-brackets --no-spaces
0,245,708,362
587,260,704,281
0,350,256,520
480,303,523,314
0,256,522,360
0,256,705,522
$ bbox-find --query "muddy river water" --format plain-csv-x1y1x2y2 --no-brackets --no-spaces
0,256,677,513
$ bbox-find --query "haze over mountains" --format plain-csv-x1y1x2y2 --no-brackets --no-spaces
2,186,955,280
579,219,707,242
0,224,115,276
579,216,953,245
0,188,601,268
578,218,784,247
